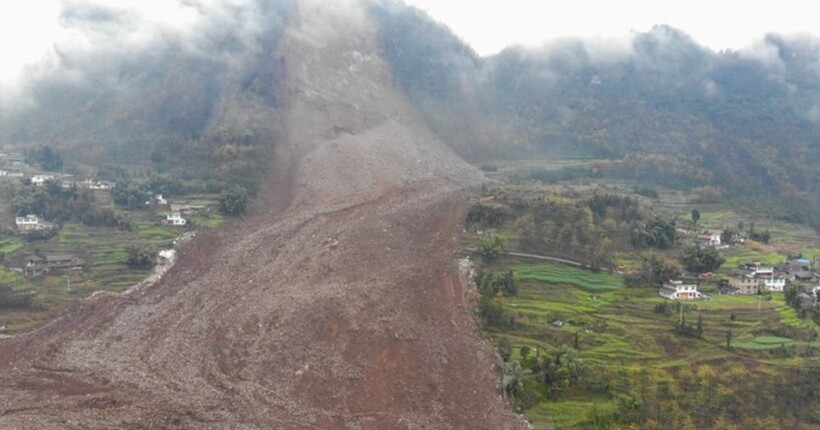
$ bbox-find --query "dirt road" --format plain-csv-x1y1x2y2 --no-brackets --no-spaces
0,1,526,428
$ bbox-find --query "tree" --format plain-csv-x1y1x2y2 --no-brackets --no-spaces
146,174,184,197
26,145,63,172
126,245,156,270
682,245,725,273
500,270,517,296
218,185,248,216
627,254,682,287
478,295,511,328
466,202,508,227
520,345,532,362
112,180,149,210
726,329,733,349
478,270,517,297
721,227,738,245
497,337,512,362
0,284,37,309
784,285,801,307
477,235,506,263
748,228,771,244
502,360,523,398
691,208,700,229
511,214,539,251
542,345,585,399
633,217,676,249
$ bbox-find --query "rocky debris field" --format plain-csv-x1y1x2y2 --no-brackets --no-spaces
0,1,526,428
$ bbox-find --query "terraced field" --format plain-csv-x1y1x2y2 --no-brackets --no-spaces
491,261,818,429
733,335,794,350
0,217,187,332
0,178,231,332
514,262,624,291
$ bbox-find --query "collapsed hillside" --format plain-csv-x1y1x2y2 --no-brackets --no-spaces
0,1,524,428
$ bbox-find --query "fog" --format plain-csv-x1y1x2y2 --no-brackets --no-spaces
3,0,820,121
0,0,288,110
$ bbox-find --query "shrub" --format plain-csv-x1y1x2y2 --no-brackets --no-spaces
219,186,248,216
126,245,156,270
477,235,506,262
0,284,38,309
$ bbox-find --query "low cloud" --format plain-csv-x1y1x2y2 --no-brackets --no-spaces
0,0,288,110
738,37,786,73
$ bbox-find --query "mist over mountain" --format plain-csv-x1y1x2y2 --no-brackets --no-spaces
1,0,819,227
0,0,292,172
370,9,820,228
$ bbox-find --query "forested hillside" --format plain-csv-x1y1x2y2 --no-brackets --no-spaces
0,0,293,188
372,9,820,230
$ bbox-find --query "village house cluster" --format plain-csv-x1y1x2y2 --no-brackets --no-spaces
5,171,200,231
676,227,744,250
8,173,120,233
721,259,817,295
660,258,819,301
724,263,786,294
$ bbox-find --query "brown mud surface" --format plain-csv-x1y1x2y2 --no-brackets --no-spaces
0,1,525,428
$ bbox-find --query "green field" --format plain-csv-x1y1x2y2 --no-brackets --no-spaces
0,221,175,332
0,238,24,254
514,263,624,292
733,335,795,350
490,261,818,429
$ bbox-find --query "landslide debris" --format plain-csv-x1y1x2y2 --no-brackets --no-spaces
0,1,525,428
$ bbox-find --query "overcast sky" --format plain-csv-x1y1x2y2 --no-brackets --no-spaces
404,0,818,55
1,0,818,86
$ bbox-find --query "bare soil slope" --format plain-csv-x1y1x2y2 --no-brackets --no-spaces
0,1,525,428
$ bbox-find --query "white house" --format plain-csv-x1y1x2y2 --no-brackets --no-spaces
763,276,787,292
145,194,167,206
89,181,114,190
166,213,187,226
31,175,55,186
698,229,723,247
15,214,41,230
659,280,703,301
728,263,788,294
750,264,786,291
750,264,774,277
